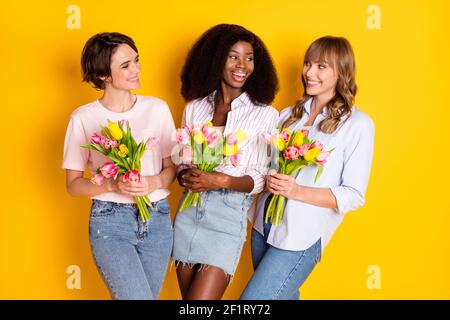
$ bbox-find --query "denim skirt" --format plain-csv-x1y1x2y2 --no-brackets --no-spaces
172,189,252,276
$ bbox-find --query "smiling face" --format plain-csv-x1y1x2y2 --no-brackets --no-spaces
221,41,254,91
302,59,338,101
104,44,141,91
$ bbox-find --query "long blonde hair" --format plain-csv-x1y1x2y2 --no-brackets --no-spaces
284,36,357,134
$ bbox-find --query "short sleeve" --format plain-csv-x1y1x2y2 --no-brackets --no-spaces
62,115,89,171
159,102,177,159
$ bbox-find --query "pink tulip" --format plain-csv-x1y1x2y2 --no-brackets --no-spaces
283,146,300,160
123,169,141,183
261,132,274,144
90,173,105,185
296,144,310,156
316,151,331,165
104,139,113,149
91,133,102,145
206,132,220,148
280,130,291,143
176,128,190,145
146,137,160,148
182,148,193,163
301,129,309,137
192,125,202,135
230,154,240,167
110,140,118,148
100,162,118,179
100,136,108,148
310,141,324,151
226,133,238,145
119,119,129,130
201,124,214,137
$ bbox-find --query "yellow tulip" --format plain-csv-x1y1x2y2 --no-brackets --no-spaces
273,137,286,151
235,130,247,143
194,131,205,144
108,121,123,140
118,144,129,157
223,144,238,156
291,131,305,147
304,147,321,161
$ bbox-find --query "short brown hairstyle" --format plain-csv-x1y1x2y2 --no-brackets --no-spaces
81,32,138,90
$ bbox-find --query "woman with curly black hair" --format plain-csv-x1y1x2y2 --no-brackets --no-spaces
172,24,279,300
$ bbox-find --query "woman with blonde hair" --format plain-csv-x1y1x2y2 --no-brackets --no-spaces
241,36,375,300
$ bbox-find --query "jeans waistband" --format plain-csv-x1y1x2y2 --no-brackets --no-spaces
203,188,250,197
92,198,166,208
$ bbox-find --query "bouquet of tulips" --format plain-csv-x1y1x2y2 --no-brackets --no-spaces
263,127,334,224
81,120,159,222
176,122,246,212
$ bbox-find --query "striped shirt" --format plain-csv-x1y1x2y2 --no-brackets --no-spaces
179,91,278,195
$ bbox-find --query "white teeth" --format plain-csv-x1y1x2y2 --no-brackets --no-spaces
233,72,246,77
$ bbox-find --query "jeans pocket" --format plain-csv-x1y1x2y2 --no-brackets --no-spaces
90,201,116,217
155,199,170,214
223,192,247,209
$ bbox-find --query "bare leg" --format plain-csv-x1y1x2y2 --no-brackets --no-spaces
176,263,198,300
185,264,229,300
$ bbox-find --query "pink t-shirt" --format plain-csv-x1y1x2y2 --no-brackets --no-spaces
62,95,177,203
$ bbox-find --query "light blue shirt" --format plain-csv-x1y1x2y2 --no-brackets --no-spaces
248,98,375,252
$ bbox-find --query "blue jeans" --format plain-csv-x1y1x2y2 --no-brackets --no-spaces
240,221,321,300
89,198,173,300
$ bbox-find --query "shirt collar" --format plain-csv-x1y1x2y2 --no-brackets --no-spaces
303,97,328,117
207,90,251,110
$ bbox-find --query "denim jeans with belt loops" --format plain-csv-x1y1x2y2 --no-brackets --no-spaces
240,197,322,300
89,198,173,300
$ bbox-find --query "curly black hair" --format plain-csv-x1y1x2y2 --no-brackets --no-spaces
181,24,278,105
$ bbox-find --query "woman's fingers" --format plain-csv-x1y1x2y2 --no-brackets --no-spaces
189,186,206,192
186,175,202,184
180,171,200,187
271,173,291,181
267,186,281,195
117,181,149,196
189,168,202,177
267,177,287,190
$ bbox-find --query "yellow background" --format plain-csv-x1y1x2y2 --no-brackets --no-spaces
0,0,449,299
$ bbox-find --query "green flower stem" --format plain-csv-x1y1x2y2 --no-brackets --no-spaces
265,194,278,223
143,195,154,210
135,196,150,222
180,191,195,212
276,195,285,225
265,193,287,225
179,190,203,213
